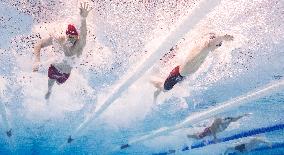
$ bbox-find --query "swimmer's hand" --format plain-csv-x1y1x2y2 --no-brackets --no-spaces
224,34,234,41
32,61,40,72
80,2,93,18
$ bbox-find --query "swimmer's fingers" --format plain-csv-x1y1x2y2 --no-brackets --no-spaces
83,2,87,9
80,2,92,17
87,7,94,13
86,3,89,10
80,2,88,10
80,3,84,14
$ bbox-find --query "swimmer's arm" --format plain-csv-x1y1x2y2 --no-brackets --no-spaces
231,116,243,122
79,16,87,46
207,34,234,48
79,2,93,48
32,37,53,71
231,113,251,122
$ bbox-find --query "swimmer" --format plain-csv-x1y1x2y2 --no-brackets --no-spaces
187,113,250,141
151,33,234,103
32,2,93,100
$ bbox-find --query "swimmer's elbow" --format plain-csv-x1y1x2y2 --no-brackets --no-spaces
33,42,42,54
35,39,44,48
37,37,52,49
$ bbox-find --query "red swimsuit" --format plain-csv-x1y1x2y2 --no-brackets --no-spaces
163,66,184,90
48,65,70,84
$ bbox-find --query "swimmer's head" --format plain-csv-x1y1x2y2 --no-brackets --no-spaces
66,24,78,36
66,24,79,46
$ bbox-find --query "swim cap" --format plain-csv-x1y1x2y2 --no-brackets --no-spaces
66,24,78,35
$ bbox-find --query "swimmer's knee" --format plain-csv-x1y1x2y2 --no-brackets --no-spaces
152,82,163,89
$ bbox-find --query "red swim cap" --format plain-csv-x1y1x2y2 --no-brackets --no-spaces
66,24,78,35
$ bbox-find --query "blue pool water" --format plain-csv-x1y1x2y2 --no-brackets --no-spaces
0,0,283,154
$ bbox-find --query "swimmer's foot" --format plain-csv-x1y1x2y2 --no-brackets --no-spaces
45,91,51,100
67,135,74,143
6,129,12,137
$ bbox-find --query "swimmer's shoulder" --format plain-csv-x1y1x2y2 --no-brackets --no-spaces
57,36,66,44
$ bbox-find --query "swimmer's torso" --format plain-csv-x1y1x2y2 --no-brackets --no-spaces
210,118,231,133
52,36,84,73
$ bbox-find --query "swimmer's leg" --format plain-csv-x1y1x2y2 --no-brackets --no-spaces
45,78,56,100
150,80,163,104
180,48,211,76
153,89,161,104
